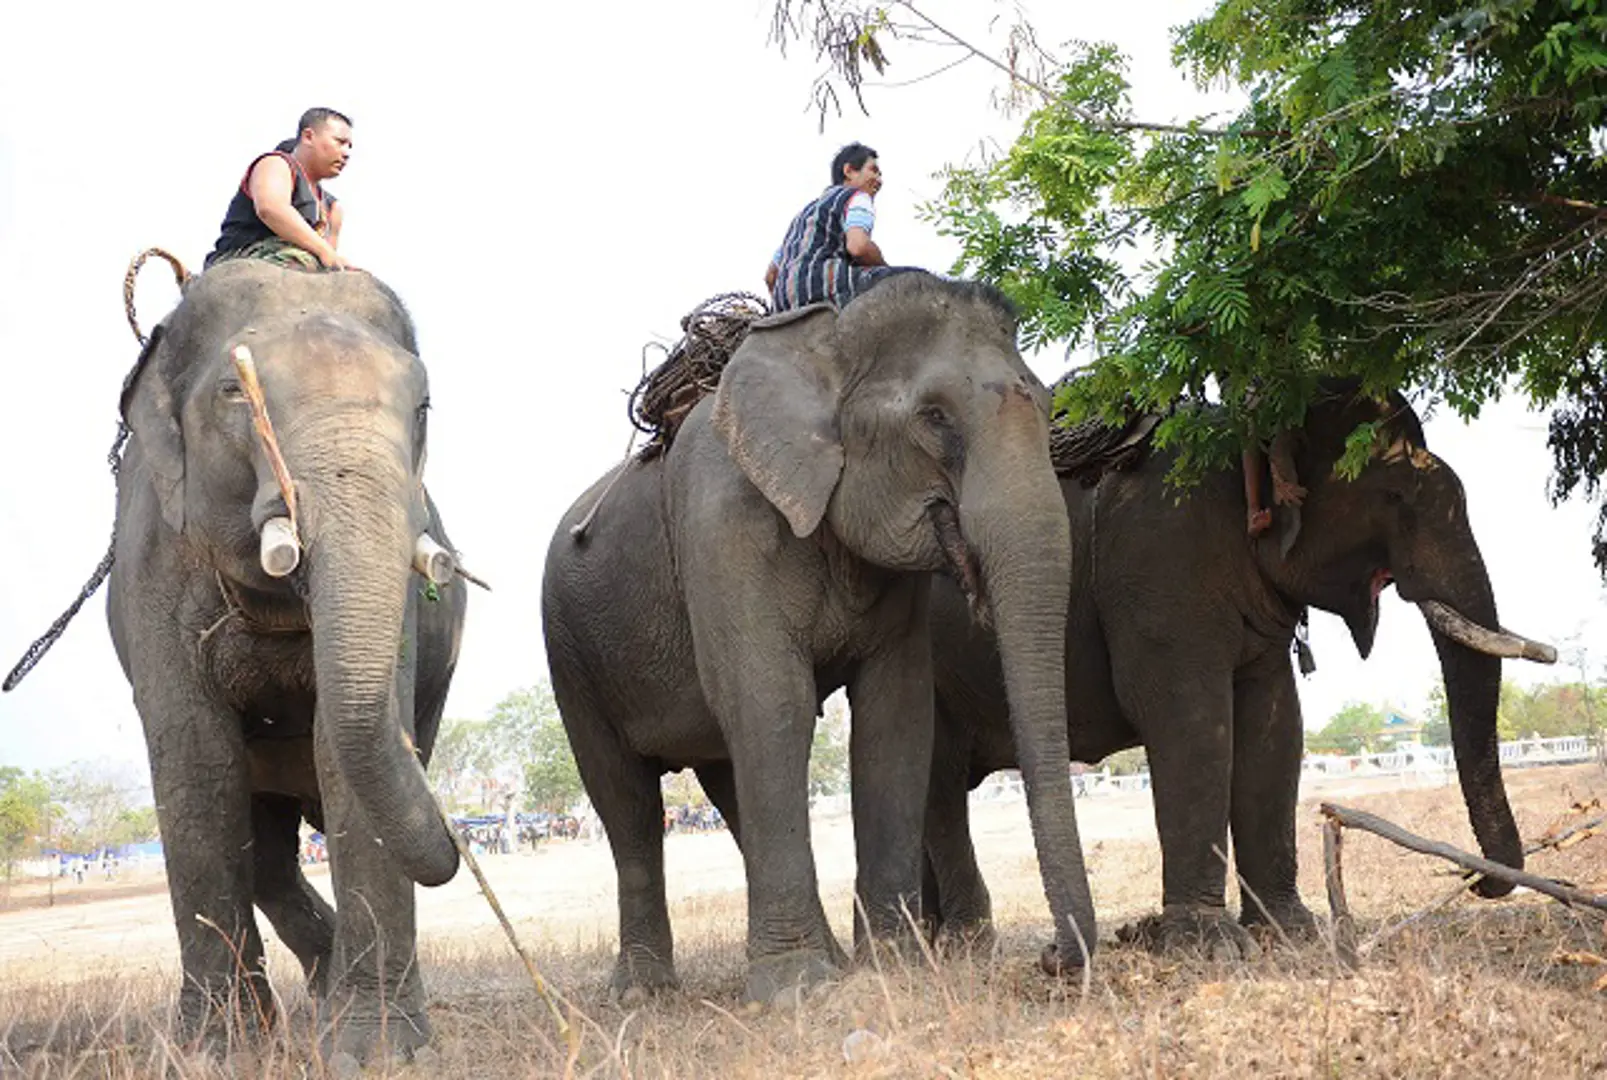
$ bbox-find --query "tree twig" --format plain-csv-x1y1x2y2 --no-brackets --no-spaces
1320,803,1607,913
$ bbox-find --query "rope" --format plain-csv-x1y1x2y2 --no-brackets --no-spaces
6,248,191,692
628,291,770,460
123,247,190,347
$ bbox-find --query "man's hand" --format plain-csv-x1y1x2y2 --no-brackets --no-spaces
320,249,358,272
845,226,886,267
249,155,345,268
764,262,778,291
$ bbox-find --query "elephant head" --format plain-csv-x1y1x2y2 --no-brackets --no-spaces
123,261,458,887
1266,382,1550,892
713,273,1096,963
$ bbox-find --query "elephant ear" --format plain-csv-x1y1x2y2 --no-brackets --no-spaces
712,304,845,539
119,325,186,533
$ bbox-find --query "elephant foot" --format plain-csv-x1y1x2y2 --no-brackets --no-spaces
1117,904,1261,962
745,948,842,1007
176,975,277,1051
316,999,432,1067
933,919,998,959
1241,897,1320,943
611,947,679,1004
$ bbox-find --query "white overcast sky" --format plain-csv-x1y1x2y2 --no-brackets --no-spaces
2,1,1603,780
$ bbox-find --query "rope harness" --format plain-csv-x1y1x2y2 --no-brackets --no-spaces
4,250,191,692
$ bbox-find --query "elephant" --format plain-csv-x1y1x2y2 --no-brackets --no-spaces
542,273,1096,1005
921,383,1551,955
107,259,467,1061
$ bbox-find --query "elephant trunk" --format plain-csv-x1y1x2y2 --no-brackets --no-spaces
1418,548,1523,897
300,445,459,888
958,431,1095,967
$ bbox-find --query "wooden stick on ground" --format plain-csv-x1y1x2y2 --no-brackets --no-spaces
1322,816,1359,969
231,345,300,545
1320,802,1607,913
434,792,576,1049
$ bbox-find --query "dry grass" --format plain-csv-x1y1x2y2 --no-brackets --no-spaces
3,764,1604,1078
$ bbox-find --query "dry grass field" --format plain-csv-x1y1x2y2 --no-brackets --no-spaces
2,763,1604,1078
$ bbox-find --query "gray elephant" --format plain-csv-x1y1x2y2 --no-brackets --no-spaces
108,259,466,1060
922,384,1549,953
543,273,1095,1004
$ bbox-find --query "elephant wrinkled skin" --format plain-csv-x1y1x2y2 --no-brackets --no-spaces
924,385,1533,955
106,260,467,1061
543,274,1095,1004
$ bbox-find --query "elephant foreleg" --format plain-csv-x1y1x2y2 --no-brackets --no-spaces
703,646,842,1004
130,634,269,1043
312,708,430,1061
1114,651,1258,958
921,702,993,950
251,793,335,988
847,623,936,953
1230,650,1318,938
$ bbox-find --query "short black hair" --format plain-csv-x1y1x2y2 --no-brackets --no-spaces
297,107,353,138
830,142,877,185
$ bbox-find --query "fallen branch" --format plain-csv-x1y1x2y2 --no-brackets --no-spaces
1320,803,1607,913
1361,806,1607,955
1322,817,1359,969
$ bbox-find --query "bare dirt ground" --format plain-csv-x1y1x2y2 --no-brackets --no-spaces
2,763,1604,1078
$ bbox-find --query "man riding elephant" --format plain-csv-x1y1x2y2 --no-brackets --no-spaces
205,107,356,272
763,142,901,311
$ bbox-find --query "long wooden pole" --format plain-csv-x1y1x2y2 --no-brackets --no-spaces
231,345,300,545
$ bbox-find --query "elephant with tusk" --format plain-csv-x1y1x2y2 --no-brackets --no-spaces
922,381,1555,958
104,259,467,1062
543,273,1095,1005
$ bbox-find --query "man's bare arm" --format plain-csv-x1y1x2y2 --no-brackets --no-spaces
248,157,347,268
845,227,886,267
327,201,344,250
764,262,778,291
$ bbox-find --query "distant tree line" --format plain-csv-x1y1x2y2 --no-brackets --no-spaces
431,684,858,816
1307,681,1607,755
0,762,159,881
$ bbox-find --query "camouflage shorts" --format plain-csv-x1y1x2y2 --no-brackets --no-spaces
206,237,324,271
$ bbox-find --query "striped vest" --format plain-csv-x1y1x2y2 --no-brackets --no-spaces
771,185,876,311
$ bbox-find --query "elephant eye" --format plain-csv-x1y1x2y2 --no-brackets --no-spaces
916,403,950,428
219,380,247,402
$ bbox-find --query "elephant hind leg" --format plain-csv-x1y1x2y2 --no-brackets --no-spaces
251,793,335,988
1229,653,1318,939
561,695,677,998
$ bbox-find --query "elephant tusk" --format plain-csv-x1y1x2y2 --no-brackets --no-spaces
1418,600,1558,664
260,516,301,577
413,533,456,586
232,345,301,544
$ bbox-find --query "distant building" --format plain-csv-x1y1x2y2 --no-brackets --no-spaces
1379,706,1424,746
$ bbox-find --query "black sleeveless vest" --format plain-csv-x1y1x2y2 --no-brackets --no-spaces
207,151,333,265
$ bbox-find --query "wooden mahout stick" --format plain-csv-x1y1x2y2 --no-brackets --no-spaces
231,345,300,547
1320,802,1607,913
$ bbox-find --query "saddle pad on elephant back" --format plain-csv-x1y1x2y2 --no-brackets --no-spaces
1051,412,1161,486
